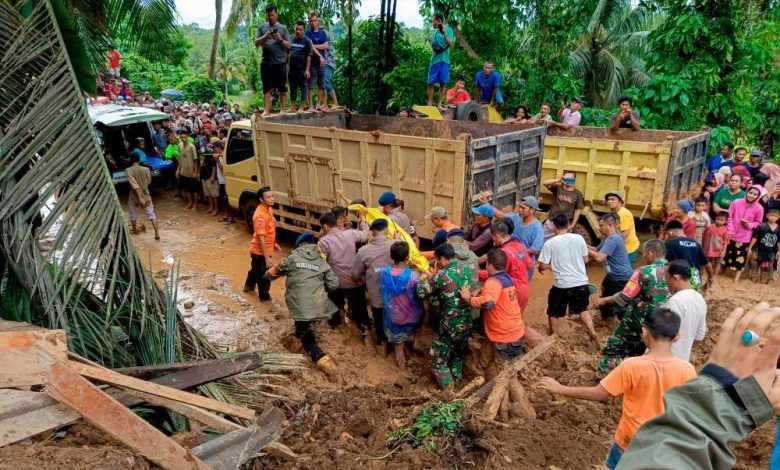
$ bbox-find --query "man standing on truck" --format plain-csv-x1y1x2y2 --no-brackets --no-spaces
255,4,291,117
306,12,329,111
427,13,454,110
609,97,641,132
475,62,503,112
587,214,635,321
605,191,641,266
548,97,582,131
243,186,279,301
287,21,313,113
542,170,585,241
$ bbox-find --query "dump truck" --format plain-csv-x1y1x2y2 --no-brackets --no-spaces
540,126,710,244
223,110,545,239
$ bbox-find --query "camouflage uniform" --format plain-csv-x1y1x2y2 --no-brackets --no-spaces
417,261,473,388
596,258,670,378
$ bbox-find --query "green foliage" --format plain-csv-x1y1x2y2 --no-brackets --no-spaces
179,75,224,103
387,400,465,452
580,107,613,127
121,52,191,96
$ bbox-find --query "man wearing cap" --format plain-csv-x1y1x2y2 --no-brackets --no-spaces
318,210,372,341
244,186,279,301
542,170,585,240
266,233,340,376
605,191,641,265
377,191,420,246
549,97,582,131
488,196,544,280
427,206,460,250
255,4,291,116
446,229,481,319
351,219,395,349
747,149,765,179
703,142,735,184
466,204,493,257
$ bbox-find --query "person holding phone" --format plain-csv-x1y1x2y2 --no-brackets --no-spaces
255,4,291,117
610,96,641,131
549,97,582,131
426,13,454,109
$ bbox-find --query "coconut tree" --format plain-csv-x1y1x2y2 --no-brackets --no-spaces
216,39,245,98
569,0,659,107
209,0,223,79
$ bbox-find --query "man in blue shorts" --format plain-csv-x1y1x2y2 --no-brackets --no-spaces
475,61,503,112
426,13,454,109
306,12,330,111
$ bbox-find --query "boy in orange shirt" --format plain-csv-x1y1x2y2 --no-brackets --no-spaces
459,248,525,362
539,307,696,469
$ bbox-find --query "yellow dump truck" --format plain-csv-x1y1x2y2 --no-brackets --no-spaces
541,126,710,243
223,111,545,239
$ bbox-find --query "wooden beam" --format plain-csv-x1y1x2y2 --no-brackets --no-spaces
122,388,243,434
0,390,80,447
0,326,67,387
40,353,208,470
67,361,256,420
192,407,286,468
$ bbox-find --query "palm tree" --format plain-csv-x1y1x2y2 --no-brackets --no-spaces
569,0,658,107
209,0,223,79
216,39,245,98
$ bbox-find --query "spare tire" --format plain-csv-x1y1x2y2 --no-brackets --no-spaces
454,101,483,122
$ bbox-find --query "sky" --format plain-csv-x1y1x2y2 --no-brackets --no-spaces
174,0,426,29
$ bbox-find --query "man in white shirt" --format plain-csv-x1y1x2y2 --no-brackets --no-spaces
662,259,707,361
549,97,582,131
538,213,599,346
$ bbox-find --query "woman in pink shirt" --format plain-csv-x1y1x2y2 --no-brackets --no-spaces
723,185,765,279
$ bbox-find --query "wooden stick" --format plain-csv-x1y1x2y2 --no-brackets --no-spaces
455,376,485,398
467,337,557,408
40,353,208,470
122,389,244,434
483,377,510,420
68,361,255,420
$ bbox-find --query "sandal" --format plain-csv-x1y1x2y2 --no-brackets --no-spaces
223,219,235,225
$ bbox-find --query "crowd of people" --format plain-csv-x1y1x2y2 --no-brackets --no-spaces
240,148,778,467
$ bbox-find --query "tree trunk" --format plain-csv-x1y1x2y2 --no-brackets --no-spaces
347,0,354,108
208,0,223,79
450,24,478,60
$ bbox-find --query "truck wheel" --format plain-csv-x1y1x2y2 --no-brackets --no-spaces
243,201,257,234
572,222,596,246
455,101,483,122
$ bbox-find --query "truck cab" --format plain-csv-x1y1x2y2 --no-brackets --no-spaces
222,120,261,229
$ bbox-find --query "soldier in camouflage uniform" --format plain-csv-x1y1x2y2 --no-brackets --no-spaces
416,243,473,388
592,239,670,378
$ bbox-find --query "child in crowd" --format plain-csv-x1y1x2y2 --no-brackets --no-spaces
379,242,424,373
749,208,780,283
689,196,711,244
702,212,729,275
459,249,525,365
539,307,696,469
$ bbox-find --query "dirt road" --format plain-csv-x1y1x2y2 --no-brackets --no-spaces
126,190,774,469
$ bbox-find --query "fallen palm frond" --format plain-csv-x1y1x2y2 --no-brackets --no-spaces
0,0,301,410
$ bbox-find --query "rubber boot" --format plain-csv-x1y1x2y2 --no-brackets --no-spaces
316,354,337,376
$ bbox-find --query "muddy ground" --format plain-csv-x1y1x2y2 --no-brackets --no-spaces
3,189,775,469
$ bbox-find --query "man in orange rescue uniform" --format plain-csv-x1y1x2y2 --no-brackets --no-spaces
243,186,279,301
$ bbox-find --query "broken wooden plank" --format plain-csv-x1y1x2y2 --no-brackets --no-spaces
0,326,67,387
193,407,285,469
40,352,208,470
467,337,557,407
123,388,244,434
0,389,81,447
67,361,256,420
114,360,213,378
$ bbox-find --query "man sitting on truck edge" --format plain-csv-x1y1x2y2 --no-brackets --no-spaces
445,76,471,105
255,4,291,117
529,102,553,123
609,97,641,132
542,170,585,241
475,62,503,112
548,97,582,131
605,191,641,266
427,13,454,110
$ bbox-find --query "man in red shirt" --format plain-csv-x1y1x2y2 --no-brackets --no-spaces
107,46,121,77
243,186,279,301
479,219,533,310
445,76,471,105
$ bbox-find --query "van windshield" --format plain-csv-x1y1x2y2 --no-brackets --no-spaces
226,129,253,164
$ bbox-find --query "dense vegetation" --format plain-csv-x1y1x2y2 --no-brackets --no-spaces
61,0,780,155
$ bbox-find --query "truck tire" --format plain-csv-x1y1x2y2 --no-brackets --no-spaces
454,101,483,122
572,221,597,246
243,200,257,234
